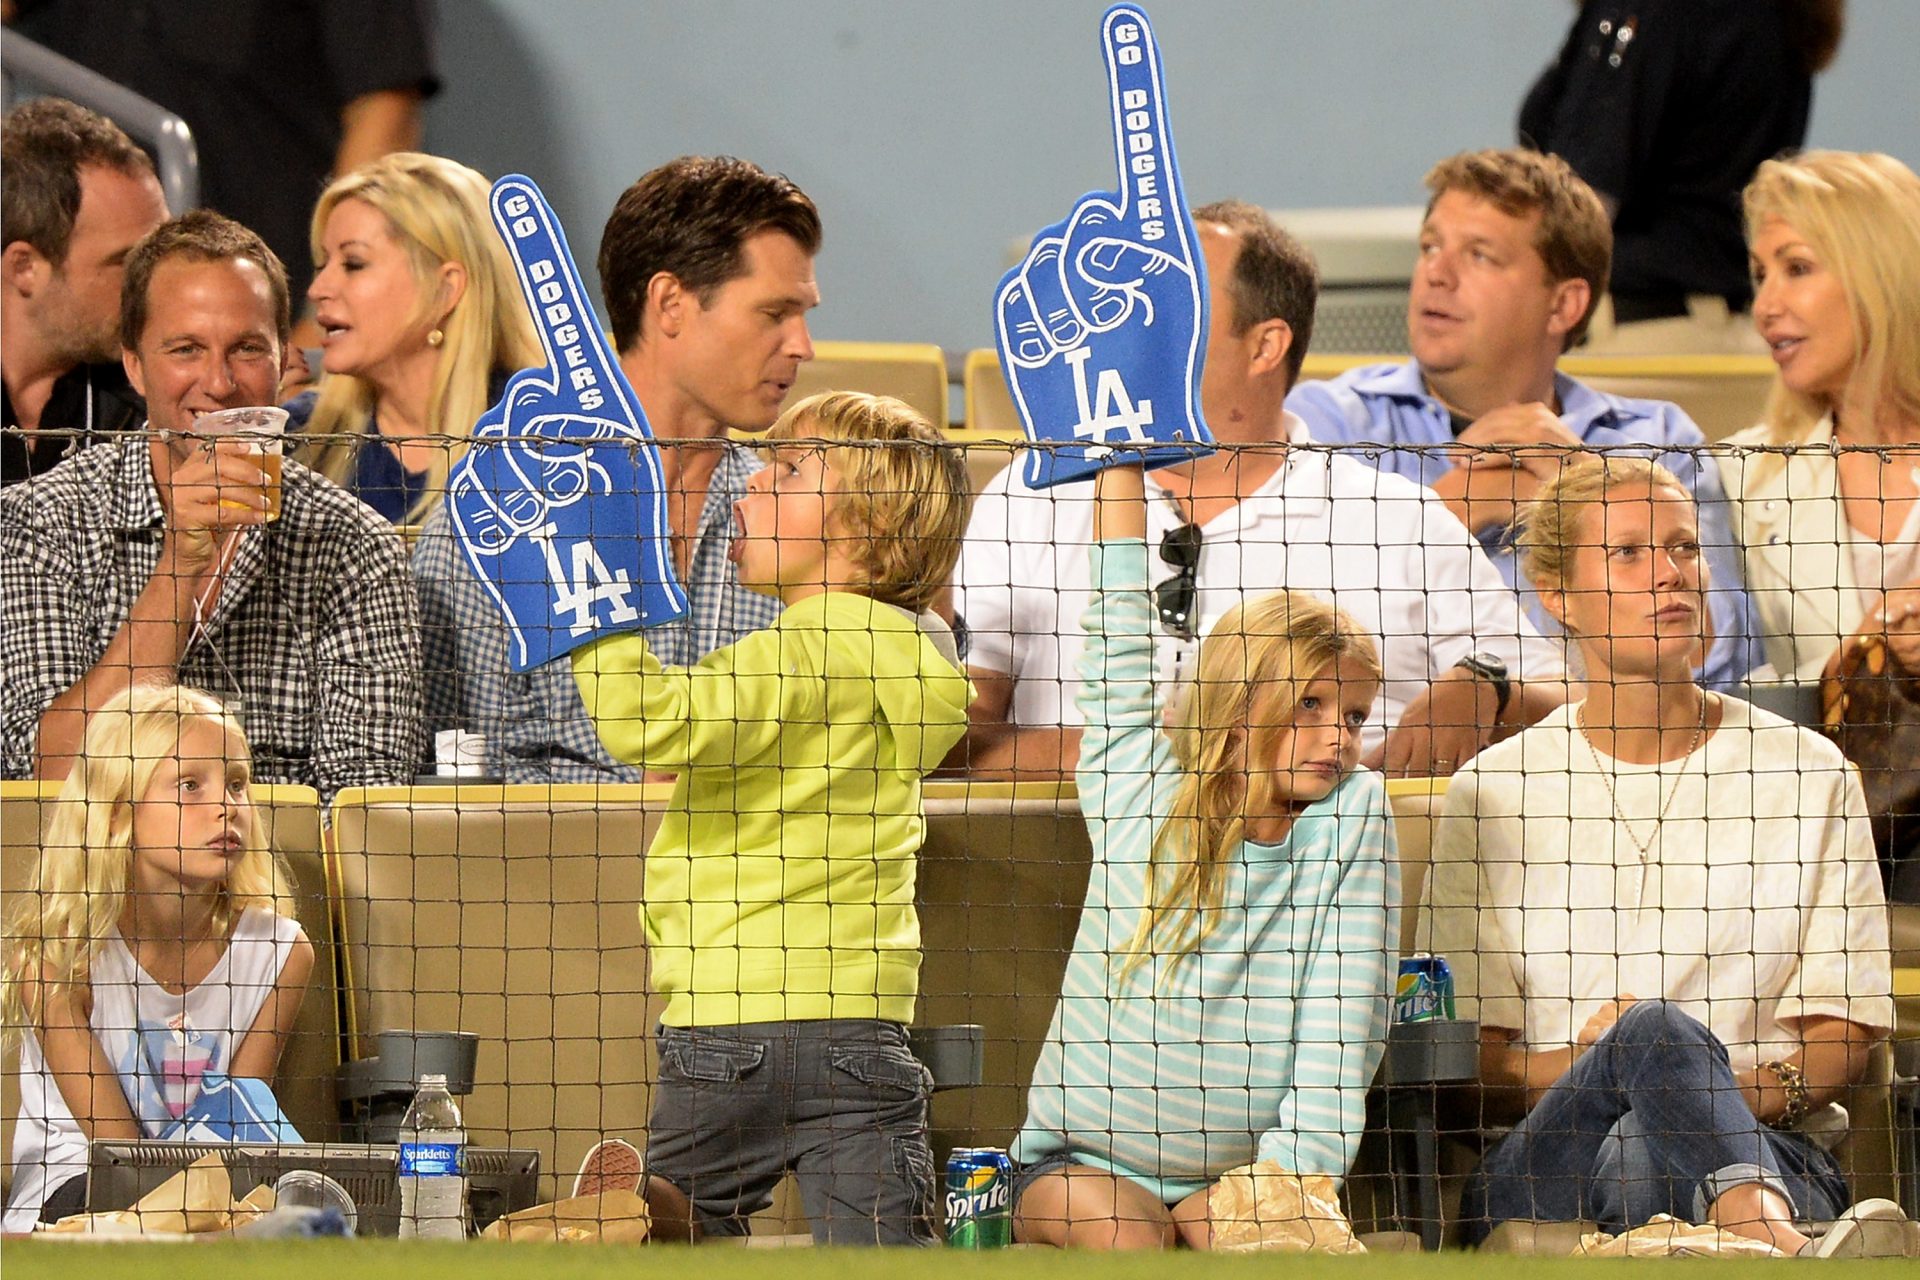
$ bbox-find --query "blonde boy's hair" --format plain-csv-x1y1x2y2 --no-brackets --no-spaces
766,391,971,612
0,686,294,1045
1121,589,1381,985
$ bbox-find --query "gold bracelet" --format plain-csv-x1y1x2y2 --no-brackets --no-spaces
1763,1058,1810,1130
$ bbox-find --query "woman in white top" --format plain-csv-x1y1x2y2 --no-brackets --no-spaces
1719,151,1920,682
1,686,313,1231
1427,457,1902,1255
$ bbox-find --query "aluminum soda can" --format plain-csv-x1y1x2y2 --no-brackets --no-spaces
944,1147,1013,1247
1394,953,1456,1022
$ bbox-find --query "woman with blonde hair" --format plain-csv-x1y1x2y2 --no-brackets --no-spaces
2,686,313,1230
289,151,541,523
1429,456,1902,1255
1010,463,1396,1250
1720,150,1920,681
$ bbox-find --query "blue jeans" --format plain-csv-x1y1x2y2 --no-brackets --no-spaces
1462,1000,1848,1244
645,1018,938,1245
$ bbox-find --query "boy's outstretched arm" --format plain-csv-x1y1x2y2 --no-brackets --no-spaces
572,626,821,772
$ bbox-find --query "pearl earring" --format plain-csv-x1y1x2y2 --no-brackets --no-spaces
427,327,445,348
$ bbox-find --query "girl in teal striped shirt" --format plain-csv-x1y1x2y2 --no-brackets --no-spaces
1012,463,1399,1249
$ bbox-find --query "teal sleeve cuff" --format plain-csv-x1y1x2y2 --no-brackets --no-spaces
1090,538,1151,591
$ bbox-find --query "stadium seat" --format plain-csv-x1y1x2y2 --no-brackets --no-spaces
916,780,1089,1158
328,783,667,1207
788,340,949,429
0,780,338,1202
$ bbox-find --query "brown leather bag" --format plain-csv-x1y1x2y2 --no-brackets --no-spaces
1821,634,1920,899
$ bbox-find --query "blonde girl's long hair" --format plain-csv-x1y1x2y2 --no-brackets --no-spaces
0,686,295,1046
296,152,543,523
1119,590,1381,987
1743,152,1920,472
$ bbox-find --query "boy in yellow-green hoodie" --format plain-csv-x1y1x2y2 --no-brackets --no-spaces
571,391,973,1245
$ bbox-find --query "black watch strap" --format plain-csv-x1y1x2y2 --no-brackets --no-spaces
1453,652,1512,721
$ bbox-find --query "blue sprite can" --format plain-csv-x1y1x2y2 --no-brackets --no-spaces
1394,953,1456,1022
944,1148,1013,1248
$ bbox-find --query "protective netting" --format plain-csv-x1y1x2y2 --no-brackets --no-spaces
0,430,1913,1246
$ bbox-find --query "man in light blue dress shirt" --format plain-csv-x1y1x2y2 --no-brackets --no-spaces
1287,148,1759,689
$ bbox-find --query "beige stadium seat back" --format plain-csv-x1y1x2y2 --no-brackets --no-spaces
329,784,666,1206
916,782,1091,1157
788,340,949,429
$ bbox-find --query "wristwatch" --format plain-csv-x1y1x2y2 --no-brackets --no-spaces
1452,652,1511,721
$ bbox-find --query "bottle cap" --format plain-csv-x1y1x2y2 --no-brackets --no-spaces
420,1072,448,1088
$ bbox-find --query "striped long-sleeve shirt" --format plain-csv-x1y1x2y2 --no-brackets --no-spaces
1012,539,1398,1202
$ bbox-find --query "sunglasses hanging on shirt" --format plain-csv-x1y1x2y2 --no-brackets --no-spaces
1154,521,1203,641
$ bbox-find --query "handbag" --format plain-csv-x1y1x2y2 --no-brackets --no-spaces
1821,634,1920,899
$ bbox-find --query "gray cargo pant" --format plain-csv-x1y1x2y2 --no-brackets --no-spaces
645,1018,938,1245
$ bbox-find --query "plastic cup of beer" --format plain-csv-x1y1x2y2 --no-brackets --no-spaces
192,406,288,522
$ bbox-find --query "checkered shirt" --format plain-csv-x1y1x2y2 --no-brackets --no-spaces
412,442,782,782
0,438,425,801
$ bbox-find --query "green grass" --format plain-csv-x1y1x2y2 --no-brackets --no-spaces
2,1240,1910,1280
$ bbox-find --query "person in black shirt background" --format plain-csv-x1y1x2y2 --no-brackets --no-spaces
1520,0,1845,354
1,97,166,486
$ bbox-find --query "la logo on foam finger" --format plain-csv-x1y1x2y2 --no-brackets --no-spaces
995,3,1214,489
446,176,688,673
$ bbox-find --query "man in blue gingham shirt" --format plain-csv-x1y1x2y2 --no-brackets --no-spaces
411,156,818,782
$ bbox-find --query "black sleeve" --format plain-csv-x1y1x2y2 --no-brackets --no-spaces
1520,0,1684,208
321,0,441,104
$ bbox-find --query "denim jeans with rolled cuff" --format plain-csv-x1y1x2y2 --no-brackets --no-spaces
1461,999,1849,1245
645,1018,938,1245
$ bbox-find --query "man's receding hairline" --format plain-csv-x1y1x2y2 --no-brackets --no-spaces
133,252,281,343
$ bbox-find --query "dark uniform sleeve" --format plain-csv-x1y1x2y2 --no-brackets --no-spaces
320,0,441,104
1518,0,1683,208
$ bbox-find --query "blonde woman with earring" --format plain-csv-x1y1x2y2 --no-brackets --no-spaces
1719,151,1920,682
287,151,541,523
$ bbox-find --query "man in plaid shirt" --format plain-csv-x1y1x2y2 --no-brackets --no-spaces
0,211,422,800
412,156,820,782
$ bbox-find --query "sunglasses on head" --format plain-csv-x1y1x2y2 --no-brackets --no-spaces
1154,522,1203,640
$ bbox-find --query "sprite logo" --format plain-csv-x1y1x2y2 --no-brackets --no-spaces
946,1170,1010,1221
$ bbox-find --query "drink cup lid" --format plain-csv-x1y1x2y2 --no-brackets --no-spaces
272,1170,358,1234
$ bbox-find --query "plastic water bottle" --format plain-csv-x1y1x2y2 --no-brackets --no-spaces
397,1073,467,1239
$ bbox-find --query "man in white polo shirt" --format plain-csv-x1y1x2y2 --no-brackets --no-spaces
953,201,1564,779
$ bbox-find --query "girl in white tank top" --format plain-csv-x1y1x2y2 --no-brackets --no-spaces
1,687,313,1232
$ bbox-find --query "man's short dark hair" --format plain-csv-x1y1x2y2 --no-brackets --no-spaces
597,155,822,352
2,97,157,268
121,210,291,350
1192,200,1319,386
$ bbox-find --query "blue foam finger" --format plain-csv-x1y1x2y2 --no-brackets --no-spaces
446,176,688,672
992,3,1213,489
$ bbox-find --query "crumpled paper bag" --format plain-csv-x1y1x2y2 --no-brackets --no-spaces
1576,1215,1788,1258
46,1153,235,1235
1206,1161,1365,1253
481,1190,652,1243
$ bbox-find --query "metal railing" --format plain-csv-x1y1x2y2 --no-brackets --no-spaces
0,32,199,212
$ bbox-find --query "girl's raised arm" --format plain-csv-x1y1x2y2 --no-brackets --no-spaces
1092,463,1148,542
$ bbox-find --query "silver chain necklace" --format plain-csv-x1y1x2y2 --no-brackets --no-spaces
1577,697,1708,860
